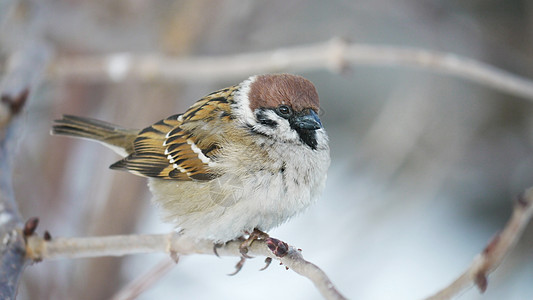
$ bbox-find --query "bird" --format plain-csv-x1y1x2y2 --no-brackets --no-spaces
52,73,330,260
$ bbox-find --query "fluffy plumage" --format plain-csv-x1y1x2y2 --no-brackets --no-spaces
52,74,330,243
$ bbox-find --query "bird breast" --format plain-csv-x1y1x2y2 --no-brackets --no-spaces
148,129,330,243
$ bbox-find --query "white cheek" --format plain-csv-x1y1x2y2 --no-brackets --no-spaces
274,119,299,141
250,110,300,142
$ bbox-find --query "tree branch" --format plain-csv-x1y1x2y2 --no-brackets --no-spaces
49,38,533,101
0,24,51,296
26,233,347,300
0,89,28,300
425,187,533,300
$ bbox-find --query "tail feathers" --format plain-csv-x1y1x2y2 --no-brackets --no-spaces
52,115,138,155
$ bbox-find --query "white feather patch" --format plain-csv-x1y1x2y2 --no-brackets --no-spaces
186,138,211,164
232,75,257,126
173,163,188,173
167,154,175,163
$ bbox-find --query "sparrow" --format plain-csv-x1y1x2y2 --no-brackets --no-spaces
52,74,330,253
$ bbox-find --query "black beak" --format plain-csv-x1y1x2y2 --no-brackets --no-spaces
290,110,322,130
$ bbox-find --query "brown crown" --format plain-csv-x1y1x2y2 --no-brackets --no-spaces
248,74,319,113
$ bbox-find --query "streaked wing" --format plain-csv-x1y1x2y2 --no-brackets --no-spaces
110,86,237,181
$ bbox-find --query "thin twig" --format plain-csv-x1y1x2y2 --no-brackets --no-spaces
425,187,533,300
49,38,533,100
26,233,347,300
111,258,177,300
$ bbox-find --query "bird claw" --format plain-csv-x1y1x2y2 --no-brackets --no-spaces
238,228,269,258
228,257,246,276
213,242,223,258
259,257,272,271
239,247,254,259
228,229,270,275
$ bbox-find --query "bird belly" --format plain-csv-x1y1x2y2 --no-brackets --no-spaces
148,161,326,243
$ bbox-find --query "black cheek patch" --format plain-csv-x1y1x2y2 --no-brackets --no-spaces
255,110,278,128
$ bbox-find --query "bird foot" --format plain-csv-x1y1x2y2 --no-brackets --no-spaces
239,228,269,258
228,229,269,275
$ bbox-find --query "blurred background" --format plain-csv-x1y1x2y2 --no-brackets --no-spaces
2,0,533,299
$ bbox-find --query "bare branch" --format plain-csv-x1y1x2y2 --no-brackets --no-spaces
0,29,51,298
0,88,29,300
425,187,533,300
26,233,347,300
111,258,176,300
49,38,533,101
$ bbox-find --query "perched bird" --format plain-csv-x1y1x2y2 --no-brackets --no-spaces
52,74,330,251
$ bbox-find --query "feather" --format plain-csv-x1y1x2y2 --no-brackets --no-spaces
110,86,238,181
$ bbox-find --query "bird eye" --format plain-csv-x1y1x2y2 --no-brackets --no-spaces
276,105,293,118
